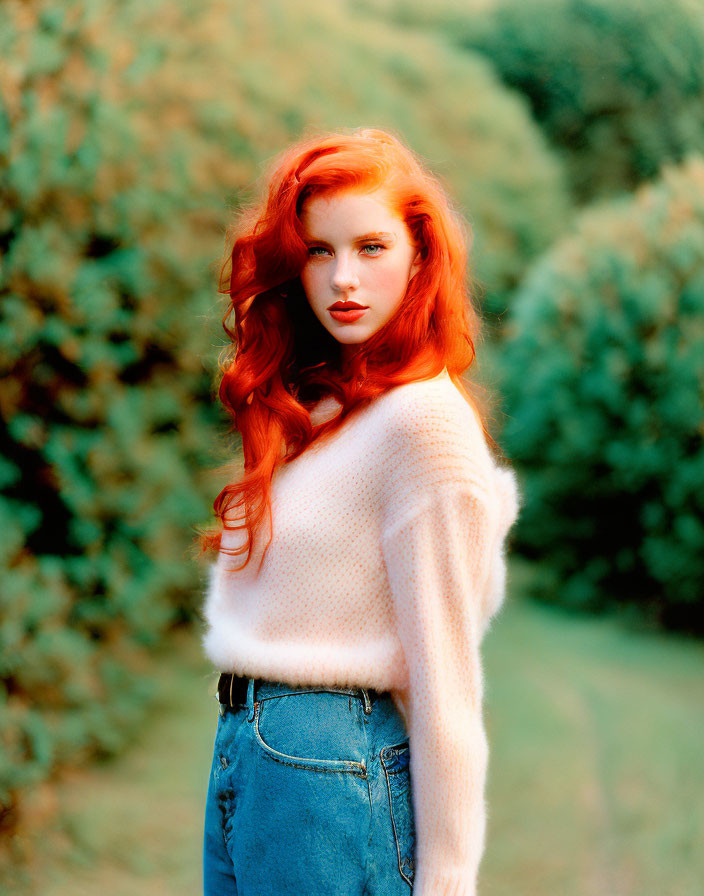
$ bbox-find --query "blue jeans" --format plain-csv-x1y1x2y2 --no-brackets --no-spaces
203,677,416,895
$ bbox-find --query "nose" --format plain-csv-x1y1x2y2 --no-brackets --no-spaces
331,254,360,292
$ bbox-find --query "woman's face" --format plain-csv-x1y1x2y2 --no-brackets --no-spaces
299,187,421,360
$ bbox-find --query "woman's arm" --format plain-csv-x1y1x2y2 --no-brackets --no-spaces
382,483,495,896
379,389,509,896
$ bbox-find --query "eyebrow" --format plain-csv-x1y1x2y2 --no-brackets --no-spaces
303,231,397,244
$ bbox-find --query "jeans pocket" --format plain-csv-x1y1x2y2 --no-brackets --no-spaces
252,691,368,776
381,741,416,888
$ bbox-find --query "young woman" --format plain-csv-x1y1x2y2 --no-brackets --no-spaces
199,127,521,896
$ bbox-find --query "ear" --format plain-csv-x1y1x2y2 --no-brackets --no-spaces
409,249,422,280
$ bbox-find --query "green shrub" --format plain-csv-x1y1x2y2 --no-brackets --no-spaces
447,0,704,203
0,0,215,832
499,155,704,632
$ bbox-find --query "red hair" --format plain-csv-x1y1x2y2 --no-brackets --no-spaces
196,126,500,571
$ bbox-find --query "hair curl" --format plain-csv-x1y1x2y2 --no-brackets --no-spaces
196,126,502,572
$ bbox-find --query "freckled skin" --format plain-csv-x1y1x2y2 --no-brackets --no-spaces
299,188,421,365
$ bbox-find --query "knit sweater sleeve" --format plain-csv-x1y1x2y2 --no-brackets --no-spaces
379,391,500,896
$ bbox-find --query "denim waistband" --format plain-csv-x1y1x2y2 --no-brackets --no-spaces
254,678,382,703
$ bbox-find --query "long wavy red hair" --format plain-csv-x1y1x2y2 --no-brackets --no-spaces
196,126,501,572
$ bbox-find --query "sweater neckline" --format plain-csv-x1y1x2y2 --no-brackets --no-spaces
309,367,450,414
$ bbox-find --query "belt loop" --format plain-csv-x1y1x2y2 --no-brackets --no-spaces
247,677,256,722
216,675,226,716
360,687,372,715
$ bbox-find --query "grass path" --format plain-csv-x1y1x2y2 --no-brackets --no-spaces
6,589,704,895
484,587,704,895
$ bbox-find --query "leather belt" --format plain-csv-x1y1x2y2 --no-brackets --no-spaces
216,672,383,711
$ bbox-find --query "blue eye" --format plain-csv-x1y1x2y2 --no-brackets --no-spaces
306,244,385,257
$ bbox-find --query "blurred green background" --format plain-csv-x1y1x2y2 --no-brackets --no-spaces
1,0,703,893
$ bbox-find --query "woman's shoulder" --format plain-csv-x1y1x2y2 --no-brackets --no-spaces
371,372,495,484
374,370,484,446
376,376,523,528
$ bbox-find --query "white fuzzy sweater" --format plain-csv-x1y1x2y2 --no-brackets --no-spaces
201,368,521,895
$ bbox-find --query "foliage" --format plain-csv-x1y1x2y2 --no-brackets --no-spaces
499,155,704,632
0,0,216,830
440,0,704,203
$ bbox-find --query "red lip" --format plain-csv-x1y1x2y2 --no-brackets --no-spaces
328,301,368,310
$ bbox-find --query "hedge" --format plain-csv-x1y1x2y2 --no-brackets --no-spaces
448,0,704,203
498,155,704,632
